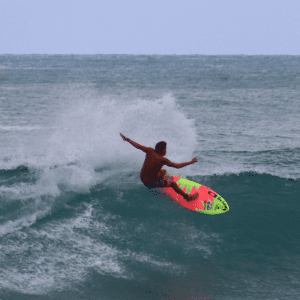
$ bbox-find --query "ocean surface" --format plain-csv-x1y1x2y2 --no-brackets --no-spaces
0,54,299,300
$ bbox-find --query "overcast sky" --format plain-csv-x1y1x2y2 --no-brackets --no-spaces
1,0,299,55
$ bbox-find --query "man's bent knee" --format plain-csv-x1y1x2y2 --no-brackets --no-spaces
159,169,167,179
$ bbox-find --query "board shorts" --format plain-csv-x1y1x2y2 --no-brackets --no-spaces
143,178,165,189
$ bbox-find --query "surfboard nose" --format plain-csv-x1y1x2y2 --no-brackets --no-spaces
212,197,229,214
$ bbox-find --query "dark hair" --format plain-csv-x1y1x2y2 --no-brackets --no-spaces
155,141,167,153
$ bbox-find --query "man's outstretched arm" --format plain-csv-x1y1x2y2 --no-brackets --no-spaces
120,133,150,153
164,157,198,168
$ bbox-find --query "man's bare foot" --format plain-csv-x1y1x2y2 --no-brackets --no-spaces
185,192,199,202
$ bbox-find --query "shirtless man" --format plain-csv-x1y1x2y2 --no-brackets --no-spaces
120,133,199,202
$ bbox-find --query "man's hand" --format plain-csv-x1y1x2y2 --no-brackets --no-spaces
120,133,129,141
191,156,197,164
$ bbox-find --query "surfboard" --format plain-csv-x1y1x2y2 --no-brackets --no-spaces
158,175,229,215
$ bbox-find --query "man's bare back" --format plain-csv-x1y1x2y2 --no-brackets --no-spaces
140,148,166,184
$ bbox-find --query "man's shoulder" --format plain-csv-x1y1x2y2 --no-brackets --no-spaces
147,148,166,160
161,156,169,163
146,147,155,153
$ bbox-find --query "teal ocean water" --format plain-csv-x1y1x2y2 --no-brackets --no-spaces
0,55,299,300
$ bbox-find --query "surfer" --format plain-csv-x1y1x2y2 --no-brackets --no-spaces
120,133,199,202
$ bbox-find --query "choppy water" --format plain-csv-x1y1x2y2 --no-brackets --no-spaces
0,54,299,300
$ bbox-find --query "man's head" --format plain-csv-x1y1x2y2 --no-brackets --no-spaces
155,141,167,156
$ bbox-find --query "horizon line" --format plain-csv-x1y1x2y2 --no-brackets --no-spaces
0,53,299,56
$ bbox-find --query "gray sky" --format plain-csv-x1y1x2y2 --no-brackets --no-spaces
1,0,299,54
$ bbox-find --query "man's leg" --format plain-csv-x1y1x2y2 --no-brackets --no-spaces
163,180,198,202
171,182,198,201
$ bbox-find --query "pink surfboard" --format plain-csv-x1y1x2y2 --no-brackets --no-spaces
158,176,229,215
